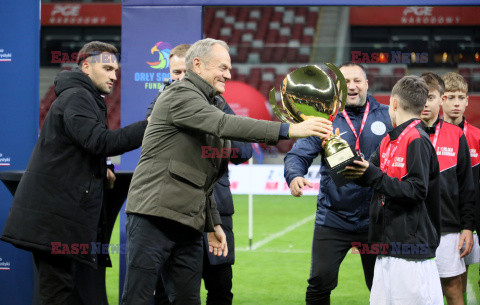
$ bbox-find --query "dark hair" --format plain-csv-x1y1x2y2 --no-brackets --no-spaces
420,72,445,95
77,41,118,65
338,62,368,78
391,75,429,115
169,44,190,60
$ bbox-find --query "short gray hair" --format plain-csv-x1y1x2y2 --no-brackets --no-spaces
185,38,229,70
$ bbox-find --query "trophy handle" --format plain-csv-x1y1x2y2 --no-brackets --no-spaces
269,88,294,123
325,63,347,114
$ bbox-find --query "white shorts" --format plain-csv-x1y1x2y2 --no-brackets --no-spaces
464,233,480,266
435,233,466,278
370,256,443,305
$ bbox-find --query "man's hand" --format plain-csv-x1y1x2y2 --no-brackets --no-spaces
208,225,228,257
322,128,340,148
106,168,116,189
289,177,313,197
289,117,333,140
342,159,369,180
459,229,473,258
147,116,151,123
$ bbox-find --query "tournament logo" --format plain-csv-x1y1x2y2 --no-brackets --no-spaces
146,41,171,70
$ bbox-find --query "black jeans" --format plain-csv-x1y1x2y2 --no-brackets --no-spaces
32,251,108,305
121,214,203,305
154,245,233,305
202,258,233,305
306,225,376,305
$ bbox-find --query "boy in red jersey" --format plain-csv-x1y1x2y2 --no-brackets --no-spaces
442,72,480,301
344,75,443,304
420,72,475,305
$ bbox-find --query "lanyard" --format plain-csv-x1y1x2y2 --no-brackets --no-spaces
464,121,468,138
380,120,419,173
432,122,441,149
342,101,370,154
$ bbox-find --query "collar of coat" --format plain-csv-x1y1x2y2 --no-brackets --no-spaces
184,70,217,104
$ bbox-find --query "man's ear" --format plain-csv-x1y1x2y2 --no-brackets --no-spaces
192,57,202,74
392,97,398,111
80,59,90,75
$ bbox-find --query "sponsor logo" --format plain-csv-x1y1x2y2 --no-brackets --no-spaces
0,257,11,271
401,6,460,25
48,4,107,25
51,4,81,17
0,153,11,166
146,42,171,70
0,48,12,63
134,41,172,90
470,148,478,158
402,6,433,17
436,146,456,157
392,156,405,168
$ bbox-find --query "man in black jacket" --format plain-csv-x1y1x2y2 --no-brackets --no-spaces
1,41,148,305
344,76,443,304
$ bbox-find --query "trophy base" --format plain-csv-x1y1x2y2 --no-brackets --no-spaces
325,146,363,187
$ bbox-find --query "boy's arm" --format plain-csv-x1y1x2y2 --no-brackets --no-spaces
355,138,432,203
458,134,476,231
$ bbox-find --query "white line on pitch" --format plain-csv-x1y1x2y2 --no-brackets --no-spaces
467,278,478,305
239,215,315,251
237,248,310,254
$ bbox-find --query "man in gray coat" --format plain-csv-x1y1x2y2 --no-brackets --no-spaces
121,38,333,305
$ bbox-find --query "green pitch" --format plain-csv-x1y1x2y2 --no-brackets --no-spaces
106,195,480,304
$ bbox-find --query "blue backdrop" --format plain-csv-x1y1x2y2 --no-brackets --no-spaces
0,0,40,304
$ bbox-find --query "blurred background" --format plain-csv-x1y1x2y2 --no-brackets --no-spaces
39,2,480,162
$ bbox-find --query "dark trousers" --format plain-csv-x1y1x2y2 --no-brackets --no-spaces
32,251,108,305
121,214,203,305
202,258,233,305
154,246,233,305
306,225,376,305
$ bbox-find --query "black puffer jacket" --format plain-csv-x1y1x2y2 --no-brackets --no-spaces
1,68,147,268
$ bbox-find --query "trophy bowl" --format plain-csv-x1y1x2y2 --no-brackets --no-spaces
269,64,361,186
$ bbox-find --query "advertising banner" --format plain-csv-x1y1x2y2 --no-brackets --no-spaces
41,3,122,26
350,6,480,26
228,164,321,196
119,5,203,298
0,0,39,304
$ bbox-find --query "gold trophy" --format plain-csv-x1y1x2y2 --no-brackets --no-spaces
269,64,361,186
